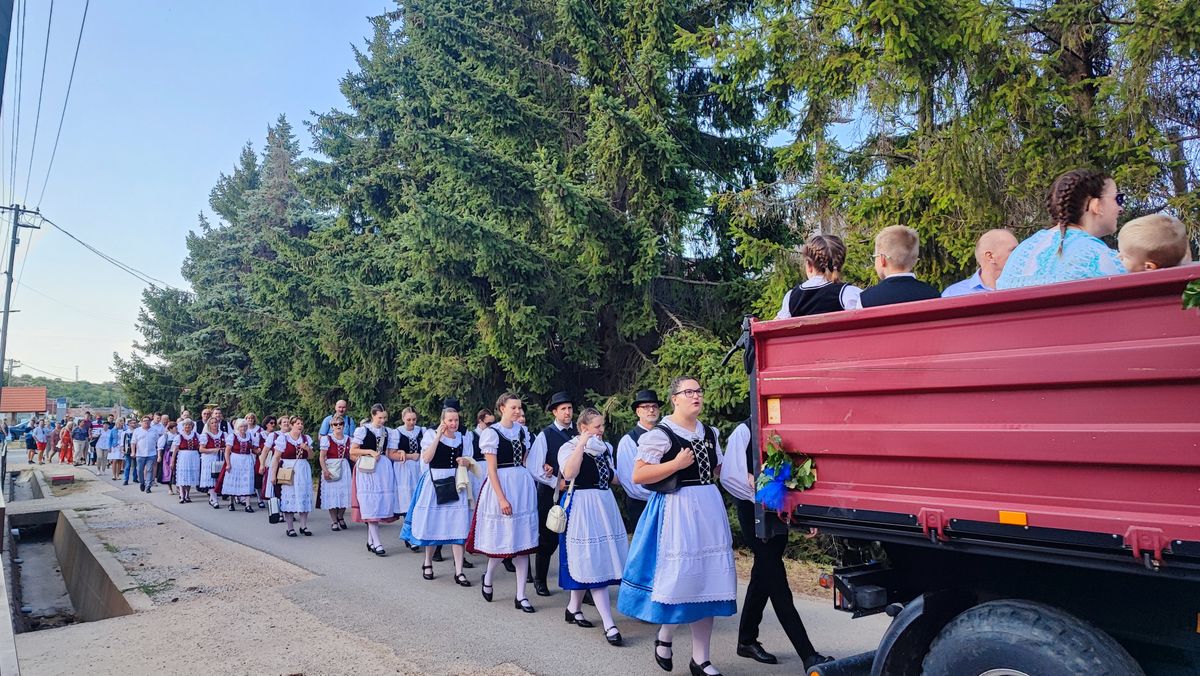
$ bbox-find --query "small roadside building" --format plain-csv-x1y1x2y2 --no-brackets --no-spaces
0,386,49,423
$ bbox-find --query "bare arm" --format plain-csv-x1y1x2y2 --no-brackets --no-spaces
560,436,586,481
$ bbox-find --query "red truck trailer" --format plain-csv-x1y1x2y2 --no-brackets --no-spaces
747,265,1200,675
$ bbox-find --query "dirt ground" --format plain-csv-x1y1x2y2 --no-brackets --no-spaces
13,493,530,676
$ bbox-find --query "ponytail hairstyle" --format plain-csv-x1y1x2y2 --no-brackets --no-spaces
802,234,848,282
369,403,387,419
1047,169,1109,255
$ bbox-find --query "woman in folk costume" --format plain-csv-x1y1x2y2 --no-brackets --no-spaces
467,393,539,612
618,376,736,676
157,420,180,496
198,417,227,508
350,404,402,556
401,408,474,586
272,416,315,537
173,418,202,503
259,416,284,504
223,418,258,513
319,414,352,531
245,412,267,508
393,407,425,522
557,408,628,646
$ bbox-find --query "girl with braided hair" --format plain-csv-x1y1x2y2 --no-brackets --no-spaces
997,169,1126,289
775,234,862,318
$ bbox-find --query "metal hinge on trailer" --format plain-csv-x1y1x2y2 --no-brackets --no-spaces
918,508,948,544
1124,526,1170,571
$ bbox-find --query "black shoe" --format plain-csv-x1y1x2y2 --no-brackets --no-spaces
373,546,386,556
123,481,129,485
229,501,236,512
286,529,298,537
338,519,348,530
513,598,535,613
244,505,254,513
502,558,516,573
564,608,593,628
461,559,474,569
481,575,493,602
736,643,777,665
454,573,471,587
654,640,673,672
432,547,444,562
803,654,835,670
533,580,551,597
146,486,152,493
367,543,378,554
605,626,623,646
422,564,434,580
583,590,595,606
257,501,266,508
689,659,721,676
299,528,312,536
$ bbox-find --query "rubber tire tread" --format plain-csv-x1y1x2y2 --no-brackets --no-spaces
921,599,1143,676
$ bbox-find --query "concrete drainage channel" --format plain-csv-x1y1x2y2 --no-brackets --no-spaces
2,465,153,672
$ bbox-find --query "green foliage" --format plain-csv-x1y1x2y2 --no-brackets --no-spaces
7,375,124,408
1185,279,1200,309
757,432,817,492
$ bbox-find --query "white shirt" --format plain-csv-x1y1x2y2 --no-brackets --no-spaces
132,427,155,458
198,430,228,451
776,275,863,319
718,422,755,502
157,432,179,454
478,421,528,456
616,424,655,501
527,423,574,488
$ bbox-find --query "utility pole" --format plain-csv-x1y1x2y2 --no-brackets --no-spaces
0,205,42,398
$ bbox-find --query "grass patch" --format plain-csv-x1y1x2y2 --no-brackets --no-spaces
103,543,120,554
138,580,174,597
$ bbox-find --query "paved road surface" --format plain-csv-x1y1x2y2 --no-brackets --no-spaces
103,469,887,675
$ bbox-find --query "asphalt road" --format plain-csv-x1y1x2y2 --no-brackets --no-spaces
107,472,887,675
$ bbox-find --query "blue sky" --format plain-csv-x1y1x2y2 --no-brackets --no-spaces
2,0,387,383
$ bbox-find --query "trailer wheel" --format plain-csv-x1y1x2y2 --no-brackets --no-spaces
921,599,1142,676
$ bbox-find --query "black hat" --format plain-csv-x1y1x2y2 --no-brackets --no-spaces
545,391,574,412
630,389,663,411
441,397,462,412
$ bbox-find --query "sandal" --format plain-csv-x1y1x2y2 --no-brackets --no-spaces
331,523,341,532
286,529,298,537
454,573,471,587
299,528,312,536
337,519,348,530
244,505,254,513
422,564,434,580
481,575,493,602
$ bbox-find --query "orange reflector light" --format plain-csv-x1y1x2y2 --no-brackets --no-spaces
818,573,833,589
766,398,781,424
998,510,1028,526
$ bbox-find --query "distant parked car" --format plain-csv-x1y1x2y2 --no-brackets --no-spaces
8,421,32,441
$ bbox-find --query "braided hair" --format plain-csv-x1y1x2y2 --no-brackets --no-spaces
1047,169,1109,255
802,234,848,282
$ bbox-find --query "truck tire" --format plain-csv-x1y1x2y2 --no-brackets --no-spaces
921,599,1143,676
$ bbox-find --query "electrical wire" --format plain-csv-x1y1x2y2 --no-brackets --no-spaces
16,280,111,322
35,0,87,207
22,0,52,203
37,214,181,292
8,0,25,208
13,360,70,380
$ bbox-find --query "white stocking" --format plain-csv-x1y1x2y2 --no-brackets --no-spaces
690,617,717,673
513,555,530,601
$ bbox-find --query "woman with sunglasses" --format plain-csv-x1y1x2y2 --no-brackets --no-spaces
272,416,315,536
199,417,227,508
224,418,258,513
320,414,352,531
618,376,735,676
401,407,474,585
998,168,1126,289
350,404,402,556
173,418,201,503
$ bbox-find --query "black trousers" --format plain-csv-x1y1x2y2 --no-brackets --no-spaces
624,496,646,533
735,499,817,657
534,482,559,582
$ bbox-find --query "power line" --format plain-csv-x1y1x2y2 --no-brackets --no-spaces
37,214,181,292
13,360,70,380
8,0,25,208
17,280,110,322
22,0,52,203
35,0,86,207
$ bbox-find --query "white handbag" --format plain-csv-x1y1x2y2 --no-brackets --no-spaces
325,458,343,481
545,475,576,534
356,454,377,474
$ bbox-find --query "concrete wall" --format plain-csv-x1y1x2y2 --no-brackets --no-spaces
51,511,150,622
0,532,20,676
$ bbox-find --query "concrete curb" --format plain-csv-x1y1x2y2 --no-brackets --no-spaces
52,510,153,621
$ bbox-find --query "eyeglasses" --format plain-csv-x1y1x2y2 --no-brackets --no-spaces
636,403,660,409
672,388,704,399
331,423,344,427
1115,192,1126,207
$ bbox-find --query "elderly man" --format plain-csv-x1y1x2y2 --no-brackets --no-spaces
319,399,357,438
942,229,1019,298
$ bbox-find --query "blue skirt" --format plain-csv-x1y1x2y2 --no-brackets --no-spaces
558,494,620,590
616,492,737,624
400,471,467,546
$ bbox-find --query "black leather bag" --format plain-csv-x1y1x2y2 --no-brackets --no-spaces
433,473,459,504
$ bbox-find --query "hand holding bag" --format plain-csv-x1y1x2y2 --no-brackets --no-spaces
267,497,281,524
356,453,377,474
545,475,576,534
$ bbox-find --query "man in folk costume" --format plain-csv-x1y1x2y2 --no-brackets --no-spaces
616,389,661,531
528,391,577,597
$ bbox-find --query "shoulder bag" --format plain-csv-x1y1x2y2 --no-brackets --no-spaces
325,458,343,481
545,474,577,533
275,461,295,486
356,453,377,474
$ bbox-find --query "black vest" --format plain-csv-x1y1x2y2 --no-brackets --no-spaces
429,437,464,469
787,281,849,317
398,427,424,454
360,426,387,452
541,424,577,475
493,426,530,467
657,423,718,487
573,445,615,491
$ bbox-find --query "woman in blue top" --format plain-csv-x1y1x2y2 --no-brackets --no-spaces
998,168,1125,289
